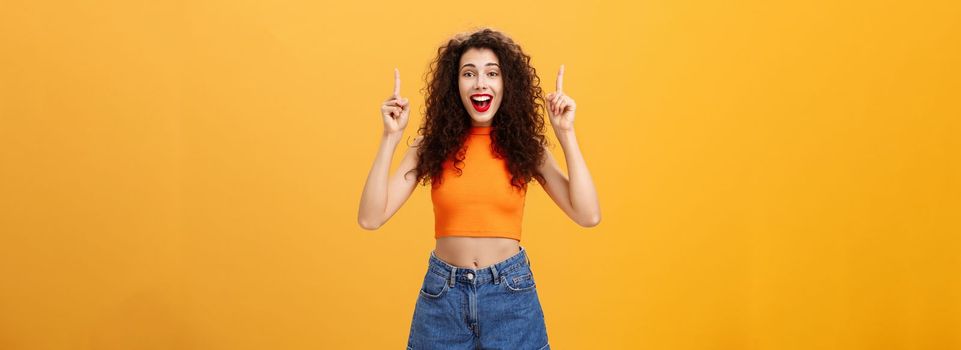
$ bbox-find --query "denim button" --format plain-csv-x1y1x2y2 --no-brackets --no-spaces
466,272,474,280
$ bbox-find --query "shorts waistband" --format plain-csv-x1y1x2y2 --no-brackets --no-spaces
427,246,530,286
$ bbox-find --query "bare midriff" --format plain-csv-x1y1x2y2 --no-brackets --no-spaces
434,236,521,269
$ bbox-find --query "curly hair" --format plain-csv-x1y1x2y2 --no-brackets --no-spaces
409,28,548,192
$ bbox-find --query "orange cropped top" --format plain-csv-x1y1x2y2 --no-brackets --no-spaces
431,125,527,241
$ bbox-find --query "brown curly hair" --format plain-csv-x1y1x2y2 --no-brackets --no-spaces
409,28,548,192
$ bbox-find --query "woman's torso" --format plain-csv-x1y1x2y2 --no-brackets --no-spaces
431,125,526,268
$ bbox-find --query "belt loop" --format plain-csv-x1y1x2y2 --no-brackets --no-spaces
449,266,457,287
491,264,500,284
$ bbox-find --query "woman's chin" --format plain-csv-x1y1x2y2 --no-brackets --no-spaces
468,108,498,123
470,114,495,124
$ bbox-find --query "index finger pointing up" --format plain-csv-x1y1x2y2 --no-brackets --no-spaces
393,68,401,98
556,64,565,93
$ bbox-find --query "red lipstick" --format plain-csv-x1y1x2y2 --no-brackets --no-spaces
469,93,493,113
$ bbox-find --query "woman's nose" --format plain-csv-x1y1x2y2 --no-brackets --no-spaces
474,78,489,90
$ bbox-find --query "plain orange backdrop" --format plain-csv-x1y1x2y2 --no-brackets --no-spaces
1,0,959,349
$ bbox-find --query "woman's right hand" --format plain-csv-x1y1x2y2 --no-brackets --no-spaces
381,68,410,136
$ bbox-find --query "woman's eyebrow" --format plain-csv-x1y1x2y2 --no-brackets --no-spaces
460,62,501,69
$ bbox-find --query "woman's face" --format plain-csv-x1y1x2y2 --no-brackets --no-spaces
458,47,503,127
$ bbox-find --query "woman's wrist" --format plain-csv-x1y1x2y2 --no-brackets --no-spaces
382,130,404,141
554,126,575,138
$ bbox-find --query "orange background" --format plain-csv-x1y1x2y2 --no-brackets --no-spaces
1,0,959,349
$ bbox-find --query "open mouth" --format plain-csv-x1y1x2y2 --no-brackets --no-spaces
470,94,493,113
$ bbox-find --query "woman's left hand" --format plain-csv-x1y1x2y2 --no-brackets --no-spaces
546,64,576,132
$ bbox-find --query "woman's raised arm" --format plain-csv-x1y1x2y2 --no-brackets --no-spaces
357,69,420,230
541,65,602,227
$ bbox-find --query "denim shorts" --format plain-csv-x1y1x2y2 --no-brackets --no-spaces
406,246,550,350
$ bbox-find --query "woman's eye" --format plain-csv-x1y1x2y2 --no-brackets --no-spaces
463,72,474,77
488,72,499,77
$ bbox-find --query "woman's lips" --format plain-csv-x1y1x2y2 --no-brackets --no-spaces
470,94,492,113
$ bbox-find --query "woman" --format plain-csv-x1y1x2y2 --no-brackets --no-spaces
358,28,600,349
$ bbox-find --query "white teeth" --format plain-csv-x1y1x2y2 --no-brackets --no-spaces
472,96,491,102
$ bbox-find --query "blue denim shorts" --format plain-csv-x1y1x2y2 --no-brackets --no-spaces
406,246,550,350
